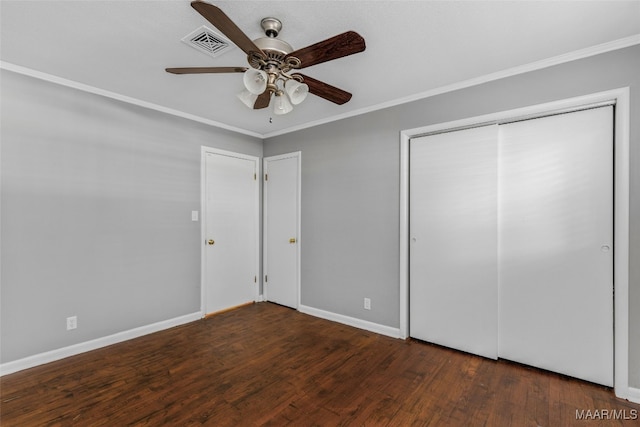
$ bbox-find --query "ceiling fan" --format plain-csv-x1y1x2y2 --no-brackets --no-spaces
166,0,366,115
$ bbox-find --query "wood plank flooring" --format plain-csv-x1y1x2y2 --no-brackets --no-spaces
1,302,638,426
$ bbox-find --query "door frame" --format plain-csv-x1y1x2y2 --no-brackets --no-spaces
263,151,302,308
399,87,631,399
200,146,261,315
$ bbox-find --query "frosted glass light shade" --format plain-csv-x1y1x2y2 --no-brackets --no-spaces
273,92,293,115
237,89,258,108
243,69,268,95
285,79,309,105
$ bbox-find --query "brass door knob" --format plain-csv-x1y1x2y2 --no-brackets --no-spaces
289,238,297,244
208,239,215,245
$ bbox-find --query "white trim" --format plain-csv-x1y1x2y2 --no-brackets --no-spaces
612,88,631,401
0,61,261,139
627,387,640,404
200,147,261,315
296,153,302,309
299,304,402,340
200,149,207,315
399,87,631,400
0,312,201,377
3,34,638,140
263,35,640,139
399,138,410,339
263,151,302,309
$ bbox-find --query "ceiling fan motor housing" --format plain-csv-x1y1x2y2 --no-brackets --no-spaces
254,37,293,57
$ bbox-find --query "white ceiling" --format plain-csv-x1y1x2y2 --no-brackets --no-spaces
2,0,639,138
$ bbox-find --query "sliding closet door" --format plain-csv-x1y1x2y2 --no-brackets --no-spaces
410,125,499,359
498,107,613,386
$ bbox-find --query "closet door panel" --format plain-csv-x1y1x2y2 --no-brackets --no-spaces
498,107,614,386
410,125,499,359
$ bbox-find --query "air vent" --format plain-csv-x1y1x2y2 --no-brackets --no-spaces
181,26,234,58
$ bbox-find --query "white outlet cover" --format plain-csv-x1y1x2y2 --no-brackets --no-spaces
191,211,199,221
66,316,77,330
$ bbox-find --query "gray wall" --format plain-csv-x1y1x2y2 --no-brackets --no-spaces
263,45,640,388
2,44,639,389
0,70,262,363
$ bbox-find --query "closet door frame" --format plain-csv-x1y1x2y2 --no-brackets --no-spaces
399,87,630,399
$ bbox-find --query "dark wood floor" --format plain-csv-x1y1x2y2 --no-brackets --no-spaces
1,303,638,426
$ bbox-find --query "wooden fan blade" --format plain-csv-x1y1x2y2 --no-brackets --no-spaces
254,91,271,109
287,31,365,69
191,1,264,56
293,74,352,105
165,67,248,74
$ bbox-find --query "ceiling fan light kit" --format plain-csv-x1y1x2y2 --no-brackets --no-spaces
243,68,268,95
236,89,259,109
285,79,309,105
166,0,366,116
273,91,294,115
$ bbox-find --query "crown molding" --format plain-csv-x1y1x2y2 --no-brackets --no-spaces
262,34,640,139
3,34,639,140
0,61,262,139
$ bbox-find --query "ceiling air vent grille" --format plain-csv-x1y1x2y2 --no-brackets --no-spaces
181,26,234,58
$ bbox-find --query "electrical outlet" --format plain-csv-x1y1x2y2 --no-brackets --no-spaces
364,298,371,310
66,316,77,330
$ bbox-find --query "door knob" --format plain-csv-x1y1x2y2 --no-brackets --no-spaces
289,238,297,244
208,239,215,245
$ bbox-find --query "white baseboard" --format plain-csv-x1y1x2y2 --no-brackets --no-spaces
298,304,402,339
0,311,202,377
627,387,640,404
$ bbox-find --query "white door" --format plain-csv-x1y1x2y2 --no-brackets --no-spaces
203,149,259,315
410,125,499,359
263,152,300,309
498,106,614,386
